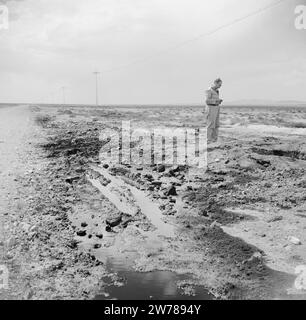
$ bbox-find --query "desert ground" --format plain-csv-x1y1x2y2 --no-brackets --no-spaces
1,103,306,300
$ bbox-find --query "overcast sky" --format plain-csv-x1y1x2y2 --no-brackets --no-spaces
0,0,305,105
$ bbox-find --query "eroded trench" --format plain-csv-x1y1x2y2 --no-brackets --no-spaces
86,166,213,300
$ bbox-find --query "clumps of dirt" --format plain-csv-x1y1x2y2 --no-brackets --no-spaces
181,170,261,224
34,114,54,128
9,114,113,299
109,166,130,177
40,123,105,161
183,141,306,214
5,171,107,300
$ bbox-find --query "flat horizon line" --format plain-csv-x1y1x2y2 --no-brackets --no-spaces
1,101,306,107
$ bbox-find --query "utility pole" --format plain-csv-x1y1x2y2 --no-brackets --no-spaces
62,86,66,104
93,71,100,106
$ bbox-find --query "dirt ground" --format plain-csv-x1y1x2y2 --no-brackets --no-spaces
1,103,306,300
0,105,107,300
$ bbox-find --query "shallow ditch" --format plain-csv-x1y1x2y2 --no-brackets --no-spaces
86,166,213,300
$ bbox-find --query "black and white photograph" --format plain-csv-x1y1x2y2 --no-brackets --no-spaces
1,0,306,305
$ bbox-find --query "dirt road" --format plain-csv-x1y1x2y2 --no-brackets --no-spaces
0,105,32,298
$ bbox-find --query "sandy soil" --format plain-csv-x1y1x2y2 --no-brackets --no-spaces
0,105,31,299
1,104,306,299
0,105,107,300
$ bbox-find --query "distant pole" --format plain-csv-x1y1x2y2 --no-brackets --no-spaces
62,86,66,104
93,71,100,106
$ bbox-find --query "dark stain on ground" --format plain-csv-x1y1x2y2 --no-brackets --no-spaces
252,147,306,161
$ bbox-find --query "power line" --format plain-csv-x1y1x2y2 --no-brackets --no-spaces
101,0,288,74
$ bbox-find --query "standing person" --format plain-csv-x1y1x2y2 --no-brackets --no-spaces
205,78,223,146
